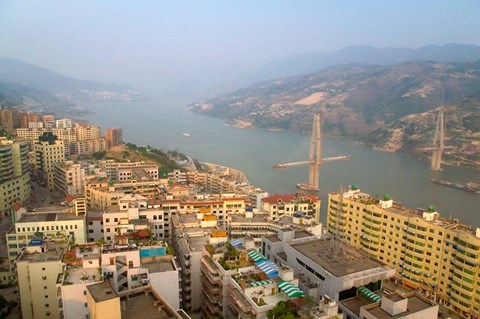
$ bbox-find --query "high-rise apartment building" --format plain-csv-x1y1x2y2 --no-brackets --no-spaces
327,187,480,318
16,237,68,319
105,127,122,147
55,118,73,128
34,133,65,190
76,125,101,141
53,160,86,196
0,137,30,217
0,108,19,133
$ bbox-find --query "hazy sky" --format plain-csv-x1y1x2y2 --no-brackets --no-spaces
1,1,479,96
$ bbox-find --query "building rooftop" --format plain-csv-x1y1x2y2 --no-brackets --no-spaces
87,210,103,221
18,211,84,223
87,281,118,303
291,237,385,277
342,291,436,319
333,189,480,235
120,288,183,319
18,240,67,263
230,214,269,223
262,193,319,204
142,259,176,273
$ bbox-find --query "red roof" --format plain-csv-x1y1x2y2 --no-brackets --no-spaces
13,203,23,212
262,193,319,204
65,194,75,203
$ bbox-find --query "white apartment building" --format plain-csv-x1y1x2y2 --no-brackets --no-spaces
59,242,181,319
55,118,73,128
53,160,86,196
117,165,159,181
102,194,172,243
34,133,65,190
16,238,68,319
6,205,87,269
28,121,44,128
261,193,321,223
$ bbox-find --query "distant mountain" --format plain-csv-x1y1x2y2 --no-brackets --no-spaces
366,96,480,168
191,60,480,168
0,81,77,116
0,58,141,104
250,44,480,82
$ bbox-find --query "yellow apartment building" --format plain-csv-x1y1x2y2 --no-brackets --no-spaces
327,187,480,318
0,138,31,217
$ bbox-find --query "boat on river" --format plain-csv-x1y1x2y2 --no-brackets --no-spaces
431,179,480,194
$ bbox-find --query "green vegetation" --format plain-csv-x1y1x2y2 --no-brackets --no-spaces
93,150,107,160
267,301,299,319
166,246,174,255
125,143,187,176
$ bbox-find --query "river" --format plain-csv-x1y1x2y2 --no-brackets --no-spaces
82,98,480,227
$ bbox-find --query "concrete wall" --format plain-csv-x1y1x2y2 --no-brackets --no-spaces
149,270,180,310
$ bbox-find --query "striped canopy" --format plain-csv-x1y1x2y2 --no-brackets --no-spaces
230,239,243,248
256,260,279,278
247,250,266,262
249,280,272,287
277,280,304,298
357,286,381,303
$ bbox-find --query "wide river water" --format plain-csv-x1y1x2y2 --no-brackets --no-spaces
82,98,480,227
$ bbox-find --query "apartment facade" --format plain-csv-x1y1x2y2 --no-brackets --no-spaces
0,138,31,217
327,187,480,318
261,193,321,223
6,208,87,269
34,133,65,190
102,194,173,243
76,125,101,141
75,138,109,155
16,238,68,319
0,108,20,133
105,127,123,147
53,160,86,196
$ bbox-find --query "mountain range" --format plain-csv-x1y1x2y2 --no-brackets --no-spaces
249,44,480,82
0,58,141,115
191,60,480,168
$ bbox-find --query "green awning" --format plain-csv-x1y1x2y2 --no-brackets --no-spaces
277,280,304,298
247,250,267,262
358,286,381,302
249,280,272,287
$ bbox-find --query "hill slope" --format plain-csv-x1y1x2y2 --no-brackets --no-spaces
191,60,480,167
251,44,480,81
0,58,140,103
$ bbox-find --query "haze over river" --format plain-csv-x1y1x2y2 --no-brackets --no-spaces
83,98,480,227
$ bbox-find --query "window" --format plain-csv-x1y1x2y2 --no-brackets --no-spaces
42,276,47,280
44,286,47,290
